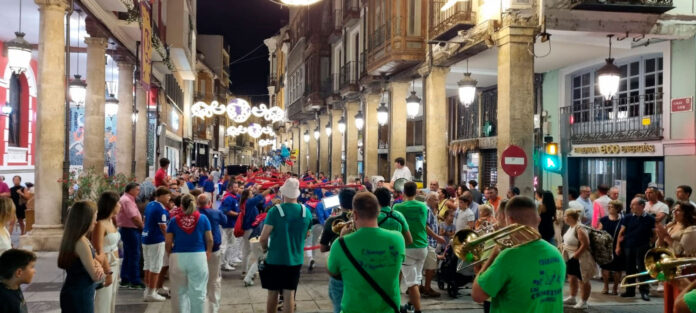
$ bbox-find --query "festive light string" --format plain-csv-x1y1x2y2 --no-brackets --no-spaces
192,98,285,124
225,124,277,138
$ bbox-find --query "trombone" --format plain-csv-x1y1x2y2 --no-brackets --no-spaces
620,247,696,288
451,223,541,268
331,211,354,234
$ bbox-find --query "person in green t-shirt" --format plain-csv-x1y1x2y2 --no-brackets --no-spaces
393,182,428,313
675,279,696,313
472,196,565,313
328,191,405,313
260,178,312,313
374,187,413,245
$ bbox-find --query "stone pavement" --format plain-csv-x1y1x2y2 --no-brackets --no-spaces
20,250,664,313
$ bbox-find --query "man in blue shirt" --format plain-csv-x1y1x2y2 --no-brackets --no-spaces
142,187,171,302
220,183,240,270
198,194,227,313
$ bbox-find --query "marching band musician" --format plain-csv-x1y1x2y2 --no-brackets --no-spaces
472,196,565,313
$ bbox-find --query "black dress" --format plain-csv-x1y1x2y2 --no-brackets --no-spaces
599,216,625,271
60,245,98,313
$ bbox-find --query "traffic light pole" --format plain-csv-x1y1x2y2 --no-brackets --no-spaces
560,110,571,210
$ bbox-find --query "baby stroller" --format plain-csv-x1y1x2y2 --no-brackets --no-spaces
437,244,475,298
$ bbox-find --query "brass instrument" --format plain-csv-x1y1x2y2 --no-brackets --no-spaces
393,178,408,193
620,247,696,288
451,223,542,268
331,212,354,234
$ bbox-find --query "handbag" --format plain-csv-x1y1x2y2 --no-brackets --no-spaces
234,202,246,238
338,238,400,313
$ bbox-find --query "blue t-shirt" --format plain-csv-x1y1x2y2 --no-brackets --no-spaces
219,195,239,228
186,182,195,190
142,201,168,244
242,195,262,230
199,208,227,252
199,175,208,187
314,201,329,225
167,214,212,253
203,180,215,192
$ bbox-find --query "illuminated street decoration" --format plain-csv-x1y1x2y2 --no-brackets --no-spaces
225,125,276,138
192,99,285,123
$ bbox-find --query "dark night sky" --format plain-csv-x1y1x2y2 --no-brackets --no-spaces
197,0,288,103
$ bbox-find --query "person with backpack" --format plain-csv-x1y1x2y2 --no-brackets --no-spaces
259,178,312,313
562,210,595,310
373,187,412,245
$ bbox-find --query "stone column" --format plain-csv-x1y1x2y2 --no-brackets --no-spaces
308,120,318,173
115,61,134,176
330,109,343,179
495,19,537,197
345,101,359,181
22,0,69,251
425,66,450,185
319,114,330,175
300,123,308,174
82,36,108,173
389,82,409,176
134,84,148,182
364,93,380,179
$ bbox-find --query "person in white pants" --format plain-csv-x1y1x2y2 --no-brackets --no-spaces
219,183,242,270
197,194,227,313
93,191,123,313
166,194,213,313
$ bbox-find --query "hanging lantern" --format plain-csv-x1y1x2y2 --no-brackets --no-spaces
314,126,320,140
6,32,32,75
69,75,87,105
597,35,621,101
354,110,364,130
406,91,421,119
325,120,332,136
105,94,119,117
338,116,346,134
377,102,389,126
458,73,477,107
131,109,139,123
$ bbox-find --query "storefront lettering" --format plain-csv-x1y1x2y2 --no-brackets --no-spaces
573,144,656,155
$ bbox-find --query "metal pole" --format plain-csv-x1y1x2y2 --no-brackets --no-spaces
62,2,74,222
131,41,139,176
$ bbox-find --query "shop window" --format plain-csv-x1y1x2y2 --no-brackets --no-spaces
480,150,497,189
8,74,22,147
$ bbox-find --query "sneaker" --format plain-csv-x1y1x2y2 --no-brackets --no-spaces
130,282,146,290
222,263,236,271
308,259,316,272
157,287,170,297
243,278,254,287
143,288,150,299
563,296,576,305
119,282,131,289
144,292,166,302
231,257,242,264
573,301,588,309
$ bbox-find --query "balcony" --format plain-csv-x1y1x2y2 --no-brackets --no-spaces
430,0,475,42
560,93,663,144
343,0,360,27
339,61,359,96
329,9,343,43
359,51,366,79
366,17,425,76
569,0,673,13
268,73,278,87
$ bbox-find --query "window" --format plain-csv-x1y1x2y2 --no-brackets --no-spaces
8,74,21,147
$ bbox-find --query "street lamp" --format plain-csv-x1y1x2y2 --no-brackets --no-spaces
338,116,346,135
325,120,332,136
69,75,87,105
354,110,364,130
458,59,477,107
406,91,421,119
1,103,12,116
377,102,389,126
314,125,320,140
303,129,310,143
105,94,119,118
597,35,621,101
6,0,31,74
131,109,139,123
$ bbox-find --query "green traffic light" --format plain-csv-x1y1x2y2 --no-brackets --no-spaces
541,154,562,173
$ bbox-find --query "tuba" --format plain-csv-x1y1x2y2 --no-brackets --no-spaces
393,178,409,193
331,211,354,234
451,223,541,268
620,247,696,287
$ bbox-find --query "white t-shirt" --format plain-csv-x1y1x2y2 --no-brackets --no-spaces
0,227,11,255
646,201,670,223
391,166,412,182
454,208,475,232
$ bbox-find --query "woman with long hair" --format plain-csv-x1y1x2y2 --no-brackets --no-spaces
166,194,212,313
656,201,696,313
59,200,105,312
562,210,595,310
0,198,15,254
92,191,122,313
536,190,557,244
238,186,273,277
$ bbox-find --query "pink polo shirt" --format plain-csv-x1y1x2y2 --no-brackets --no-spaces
117,193,140,229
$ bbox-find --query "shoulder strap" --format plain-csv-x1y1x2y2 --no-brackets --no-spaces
275,204,285,217
301,204,307,218
339,238,400,313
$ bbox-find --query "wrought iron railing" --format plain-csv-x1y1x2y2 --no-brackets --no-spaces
339,61,357,89
369,21,391,51
332,73,340,93
430,0,474,40
359,51,366,78
560,93,663,143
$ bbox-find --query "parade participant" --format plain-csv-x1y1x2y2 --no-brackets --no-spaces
305,193,326,271
320,188,356,313
220,183,241,271
646,186,670,224
239,185,273,278
259,178,313,313
616,197,655,301
328,191,405,313
676,185,696,207
166,194,213,313
597,200,625,296
472,196,565,312
0,249,36,313
0,198,15,254
141,187,171,302
373,187,412,245
484,186,501,211
423,193,446,298
562,210,595,309
390,157,412,186
117,183,145,289
197,194,227,313
58,201,105,312
155,158,170,187
454,194,475,232
394,182,428,313
93,191,122,312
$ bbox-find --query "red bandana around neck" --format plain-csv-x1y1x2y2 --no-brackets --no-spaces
176,210,200,234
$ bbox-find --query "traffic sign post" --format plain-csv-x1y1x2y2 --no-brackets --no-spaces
501,145,528,177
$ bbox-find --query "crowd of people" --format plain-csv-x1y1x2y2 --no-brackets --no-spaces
2,156,696,313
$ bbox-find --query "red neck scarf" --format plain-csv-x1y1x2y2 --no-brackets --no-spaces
176,210,200,234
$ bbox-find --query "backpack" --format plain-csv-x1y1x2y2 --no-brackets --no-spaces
579,225,614,265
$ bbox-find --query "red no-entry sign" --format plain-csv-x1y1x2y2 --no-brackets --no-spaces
501,145,527,177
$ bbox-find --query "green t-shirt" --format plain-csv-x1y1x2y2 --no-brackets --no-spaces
393,200,428,248
378,206,409,235
685,290,696,313
264,203,313,266
477,240,565,313
327,227,405,313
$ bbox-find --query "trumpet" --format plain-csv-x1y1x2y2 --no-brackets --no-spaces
331,212,354,234
620,247,696,288
451,223,541,268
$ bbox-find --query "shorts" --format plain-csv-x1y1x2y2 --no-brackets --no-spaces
162,250,170,267
260,263,302,291
15,204,26,219
423,246,438,271
402,247,428,287
142,242,165,273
